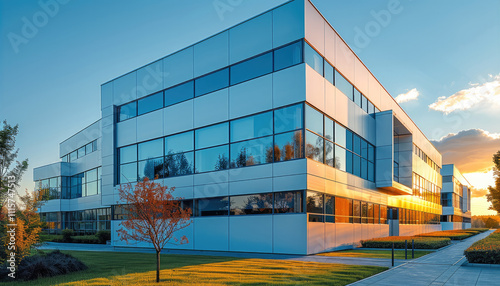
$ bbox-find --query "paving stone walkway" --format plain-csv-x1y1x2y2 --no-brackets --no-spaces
350,230,499,286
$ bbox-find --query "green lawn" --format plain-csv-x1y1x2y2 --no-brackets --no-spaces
317,249,433,259
2,250,387,285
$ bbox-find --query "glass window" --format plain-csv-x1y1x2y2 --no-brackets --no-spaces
274,104,303,133
335,70,353,100
325,195,334,215
86,169,97,182
368,203,374,224
195,122,229,149
230,193,273,215
196,197,229,216
165,131,194,154
362,95,369,113
138,91,163,115
85,143,93,155
230,136,273,168
165,81,194,106
86,181,98,196
274,191,302,213
335,123,346,147
346,130,353,151
368,145,375,162
305,105,323,136
138,157,165,180
230,111,273,142
325,141,334,167
361,140,368,159
324,61,334,85
120,145,137,164
92,140,97,152
325,117,334,142
304,43,323,76
274,41,302,71
361,158,368,180
138,139,163,161
274,130,303,162
195,68,229,97
230,52,273,85
368,101,375,115
346,150,353,174
119,162,137,184
77,147,85,159
164,151,194,177
374,204,380,224
353,154,361,177
335,197,352,223
354,89,362,107
335,146,346,172
361,202,368,223
380,205,387,224
353,200,361,223
306,191,324,214
49,177,58,188
195,145,229,173
353,134,361,155
118,101,137,122
305,131,324,163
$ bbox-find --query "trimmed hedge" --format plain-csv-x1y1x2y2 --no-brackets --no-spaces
416,230,477,240
72,235,100,244
464,229,500,264
361,236,451,249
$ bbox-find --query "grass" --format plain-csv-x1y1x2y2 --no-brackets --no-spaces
1,250,387,285
317,249,432,259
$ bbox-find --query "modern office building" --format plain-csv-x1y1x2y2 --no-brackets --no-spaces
440,164,472,230
34,0,470,255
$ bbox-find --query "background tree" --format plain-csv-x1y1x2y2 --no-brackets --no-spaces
484,217,500,229
117,178,191,283
486,151,500,214
0,121,28,203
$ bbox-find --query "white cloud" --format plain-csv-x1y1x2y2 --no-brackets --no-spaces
429,74,500,114
395,88,419,103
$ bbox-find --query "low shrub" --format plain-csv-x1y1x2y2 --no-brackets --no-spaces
464,229,500,264
62,228,74,243
0,250,87,281
466,228,489,233
96,230,111,244
72,235,100,244
361,236,450,249
416,230,475,240
39,234,64,243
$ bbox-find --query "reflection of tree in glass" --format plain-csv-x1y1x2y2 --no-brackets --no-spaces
335,156,341,169
241,194,272,214
325,141,333,166
231,147,257,168
274,192,297,213
273,131,303,161
143,158,165,180
214,154,229,171
165,151,193,177
305,135,322,160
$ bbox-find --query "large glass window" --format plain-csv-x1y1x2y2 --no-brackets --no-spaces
138,157,165,180
119,162,137,183
274,104,303,134
335,123,346,147
195,145,229,173
304,44,323,76
165,131,194,154
362,95,369,113
196,196,229,216
325,117,334,142
306,191,324,214
335,70,353,101
353,154,361,177
164,81,194,106
164,151,194,177
195,122,229,149
230,136,273,168
120,145,137,164
335,146,346,171
118,101,137,122
274,191,302,213
335,197,353,223
354,89,362,107
273,41,302,71
324,61,334,85
230,52,273,85
325,141,334,167
85,142,93,155
353,200,361,223
305,131,323,163
138,139,163,161
361,202,368,223
305,105,323,136
230,111,273,142
138,91,163,115
77,147,85,159
274,130,303,162
230,193,273,215
195,68,229,97
380,205,387,224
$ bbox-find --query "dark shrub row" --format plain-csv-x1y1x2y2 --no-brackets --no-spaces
42,230,111,244
361,236,451,249
465,229,500,264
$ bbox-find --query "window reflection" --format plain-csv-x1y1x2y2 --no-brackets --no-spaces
306,191,324,214
165,152,194,177
230,193,273,215
230,111,273,142
304,43,323,76
195,145,229,173
196,197,229,216
274,41,302,71
335,70,353,101
230,52,272,85
138,139,163,161
230,136,273,168
138,91,163,116
274,191,303,213
138,157,165,181
195,68,229,97
274,130,303,162
274,104,303,134
165,131,194,154
305,105,323,136
305,131,324,163
164,81,194,106
195,122,229,149
118,101,137,121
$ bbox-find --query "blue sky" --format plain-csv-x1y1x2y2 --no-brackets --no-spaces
1,0,499,214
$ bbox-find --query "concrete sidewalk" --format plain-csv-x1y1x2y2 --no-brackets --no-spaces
350,230,499,286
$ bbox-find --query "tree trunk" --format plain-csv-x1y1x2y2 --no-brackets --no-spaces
156,250,160,283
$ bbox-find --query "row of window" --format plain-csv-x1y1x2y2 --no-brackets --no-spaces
304,42,380,116
35,176,62,200
40,208,111,235
61,140,98,163
413,144,440,173
413,172,441,205
118,40,303,122
305,105,375,181
399,209,440,225
440,215,471,223
63,167,102,200
112,191,303,220
306,191,388,224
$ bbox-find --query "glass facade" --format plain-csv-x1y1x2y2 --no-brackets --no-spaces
61,139,98,163
40,207,111,235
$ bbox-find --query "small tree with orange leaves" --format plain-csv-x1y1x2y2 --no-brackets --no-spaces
117,177,191,283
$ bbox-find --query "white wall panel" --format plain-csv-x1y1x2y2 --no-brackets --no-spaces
163,100,193,136
335,38,355,84
272,64,306,108
136,109,163,142
335,223,354,248
324,81,336,119
229,12,272,64
229,74,272,119
163,46,194,89
307,222,325,254
113,72,137,105
305,0,324,55
101,82,113,110
194,31,229,77
116,118,137,147
324,25,337,66
194,217,229,251
137,60,163,98
273,214,307,254
354,58,369,96
229,178,272,196
272,0,305,48
193,89,229,128
229,164,273,182
305,66,325,112
229,215,273,253
194,183,229,198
